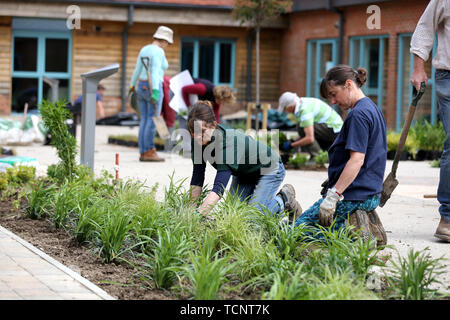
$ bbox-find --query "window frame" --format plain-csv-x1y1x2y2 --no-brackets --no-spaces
349,35,388,111
396,33,437,131
306,38,338,98
180,37,236,88
11,30,72,108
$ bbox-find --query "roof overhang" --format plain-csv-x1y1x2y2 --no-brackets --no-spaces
292,0,392,12
0,0,288,28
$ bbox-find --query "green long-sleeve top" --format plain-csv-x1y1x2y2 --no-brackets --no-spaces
129,44,168,90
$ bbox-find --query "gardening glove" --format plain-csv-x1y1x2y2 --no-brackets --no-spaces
283,141,292,151
128,86,134,95
318,187,344,227
151,89,160,104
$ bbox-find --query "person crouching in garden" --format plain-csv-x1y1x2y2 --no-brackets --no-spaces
278,92,343,157
294,65,387,240
188,101,302,222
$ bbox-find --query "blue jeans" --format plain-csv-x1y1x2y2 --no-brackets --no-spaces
294,195,380,237
137,81,163,154
436,69,450,220
229,162,285,216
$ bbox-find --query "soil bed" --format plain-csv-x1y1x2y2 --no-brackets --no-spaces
0,196,177,300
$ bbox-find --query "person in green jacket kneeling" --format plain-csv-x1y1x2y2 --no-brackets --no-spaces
188,101,302,223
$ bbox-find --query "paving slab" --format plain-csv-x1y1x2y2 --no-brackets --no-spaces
0,225,114,300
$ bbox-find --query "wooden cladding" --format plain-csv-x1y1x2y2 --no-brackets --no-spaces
71,21,281,113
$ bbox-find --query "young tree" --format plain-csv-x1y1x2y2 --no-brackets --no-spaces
233,0,292,105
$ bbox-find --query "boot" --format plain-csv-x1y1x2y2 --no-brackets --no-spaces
277,184,302,223
434,217,450,242
139,148,165,162
347,210,387,247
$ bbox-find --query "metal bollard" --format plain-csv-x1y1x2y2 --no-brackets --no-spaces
80,64,119,170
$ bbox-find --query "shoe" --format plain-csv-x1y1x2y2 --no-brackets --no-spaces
434,217,450,242
277,184,302,223
367,210,387,246
139,148,165,162
347,210,387,247
348,210,371,243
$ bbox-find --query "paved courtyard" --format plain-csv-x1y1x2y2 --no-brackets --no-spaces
1,123,448,297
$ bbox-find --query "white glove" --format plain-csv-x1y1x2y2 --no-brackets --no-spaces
319,187,344,227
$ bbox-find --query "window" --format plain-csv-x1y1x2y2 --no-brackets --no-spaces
349,35,388,111
306,38,338,99
11,24,72,113
180,38,235,87
396,33,437,131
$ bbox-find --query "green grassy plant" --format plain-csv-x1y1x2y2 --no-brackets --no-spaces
164,173,192,211
144,226,192,289
384,248,446,300
25,179,57,219
51,181,80,228
72,197,105,244
180,233,233,300
262,262,309,300
91,200,133,263
308,267,379,300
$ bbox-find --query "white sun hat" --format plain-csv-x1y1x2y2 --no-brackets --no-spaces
153,26,174,44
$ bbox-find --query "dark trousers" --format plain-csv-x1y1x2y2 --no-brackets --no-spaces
297,123,339,155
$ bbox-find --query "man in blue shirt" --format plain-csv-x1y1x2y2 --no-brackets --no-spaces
72,84,106,119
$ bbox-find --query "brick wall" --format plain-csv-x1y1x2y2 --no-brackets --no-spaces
280,0,429,129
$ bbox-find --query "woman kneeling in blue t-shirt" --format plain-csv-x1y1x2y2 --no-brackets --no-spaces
294,65,387,238
188,101,302,222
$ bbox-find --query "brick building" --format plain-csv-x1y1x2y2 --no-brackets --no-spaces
283,0,436,130
0,0,435,130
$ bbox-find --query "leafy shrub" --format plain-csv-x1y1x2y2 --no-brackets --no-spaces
386,130,417,155
313,150,329,167
288,153,309,168
39,100,77,182
411,119,445,152
6,165,36,185
0,172,8,190
430,158,441,168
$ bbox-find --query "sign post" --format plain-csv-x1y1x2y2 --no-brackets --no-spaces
80,63,119,170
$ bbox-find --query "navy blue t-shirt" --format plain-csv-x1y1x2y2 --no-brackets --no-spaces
73,92,103,105
327,97,387,201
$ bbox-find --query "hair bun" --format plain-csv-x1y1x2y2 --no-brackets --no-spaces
356,68,367,87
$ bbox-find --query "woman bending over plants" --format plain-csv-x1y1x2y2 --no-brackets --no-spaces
294,65,387,241
188,101,302,222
